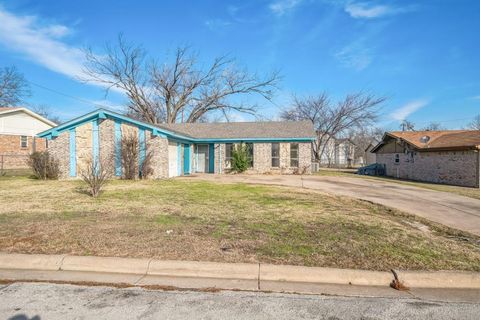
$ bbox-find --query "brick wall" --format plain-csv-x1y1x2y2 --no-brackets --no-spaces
376,150,480,188
212,142,312,175
0,134,48,169
48,131,70,179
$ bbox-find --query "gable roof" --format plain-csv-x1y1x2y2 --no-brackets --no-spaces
157,120,315,140
37,108,316,142
371,130,480,152
0,107,57,127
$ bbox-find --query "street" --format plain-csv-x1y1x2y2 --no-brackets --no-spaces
0,282,479,320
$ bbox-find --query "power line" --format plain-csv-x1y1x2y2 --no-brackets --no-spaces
27,80,117,110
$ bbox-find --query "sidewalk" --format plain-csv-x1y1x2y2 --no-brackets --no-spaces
1,253,479,302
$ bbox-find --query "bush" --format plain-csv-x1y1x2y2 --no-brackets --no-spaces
231,143,251,173
121,135,139,180
121,134,154,179
80,157,111,197
27,151,59,180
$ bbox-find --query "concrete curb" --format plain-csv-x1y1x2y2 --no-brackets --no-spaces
1,253,479,292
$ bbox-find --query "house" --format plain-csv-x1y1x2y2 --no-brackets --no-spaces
0,107,56,169
371,130,480,188
37,109,315,179
364,143,377,165
319,136,355,168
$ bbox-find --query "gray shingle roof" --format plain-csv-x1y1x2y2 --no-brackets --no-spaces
156,120,315,140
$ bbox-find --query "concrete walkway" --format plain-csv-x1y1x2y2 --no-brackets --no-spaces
183,174,480,236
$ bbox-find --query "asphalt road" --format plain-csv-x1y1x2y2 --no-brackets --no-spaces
1,282,479,320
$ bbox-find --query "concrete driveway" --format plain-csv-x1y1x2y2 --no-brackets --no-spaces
184,174,480,236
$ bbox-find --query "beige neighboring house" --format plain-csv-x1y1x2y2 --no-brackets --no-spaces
364,143,377,165
371,130,480,188
0,107,56,169
319,136,356,168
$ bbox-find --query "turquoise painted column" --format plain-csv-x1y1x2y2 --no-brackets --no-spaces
138,128,146,175
177,142,182,176
183,144,190,175
92,119,99,164
114,120,122,176
69,128,76,177
209,143,215,173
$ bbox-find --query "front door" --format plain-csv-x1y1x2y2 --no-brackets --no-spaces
195,144,209,173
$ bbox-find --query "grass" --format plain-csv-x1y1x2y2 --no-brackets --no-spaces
0,175,479,271
316,168,480,200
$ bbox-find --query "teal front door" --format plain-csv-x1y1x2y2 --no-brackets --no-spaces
183,144,191,175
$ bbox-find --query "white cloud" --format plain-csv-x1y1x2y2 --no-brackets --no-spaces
0,6,86,80
204,19,231,31
471,95,480,100
390,99,429,121
344,2,416,19
334,40,372,71
269,0,303,16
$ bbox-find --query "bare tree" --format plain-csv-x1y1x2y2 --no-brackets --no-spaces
82,35,280,124
400,120,416,131
422,122,444,131
468,115,480,130
31,105,61,124
348,127,384,165
281,92,385,161
0,66,30,106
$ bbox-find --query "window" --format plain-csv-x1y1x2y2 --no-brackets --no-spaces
290,143,299,167
225,143,233,168
271,143,280,167
20,136,28,148
246,143,254,168
394,153,400,164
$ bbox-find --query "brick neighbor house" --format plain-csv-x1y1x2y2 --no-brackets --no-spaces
371,130,480,188
0,107,56,169
37,109,315,179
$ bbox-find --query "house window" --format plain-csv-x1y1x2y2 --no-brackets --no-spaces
20,136,28,148
246,143,254,168
225,143,233,168
290,143,299,167
271,143,280,167
394,153,400,164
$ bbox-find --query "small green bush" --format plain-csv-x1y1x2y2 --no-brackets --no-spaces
27,151,59,180
231,143,250,173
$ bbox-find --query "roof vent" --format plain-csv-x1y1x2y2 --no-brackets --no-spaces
420,135,430,143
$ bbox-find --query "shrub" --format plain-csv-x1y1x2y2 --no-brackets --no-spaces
80,157,111,197
27,151,59,180
121,134,154,179
121,135,139,180
231,143,250,173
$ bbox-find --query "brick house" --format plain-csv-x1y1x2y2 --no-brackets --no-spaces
0,107,56,169
37,109,315,179
371,130,480,188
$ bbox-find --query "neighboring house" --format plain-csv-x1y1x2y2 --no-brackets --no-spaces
364,143,377,165
0,107,56,169
371,130,480,188
319,136,356,167
37,109,315,179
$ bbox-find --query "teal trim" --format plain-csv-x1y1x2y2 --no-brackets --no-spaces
37,108,316,143
69,128,76,177
183,144,190,175
139,128,146,174
177,143,182,176
208,143,215,173
37,108,194,142
92,119,99,164
114,120,122,176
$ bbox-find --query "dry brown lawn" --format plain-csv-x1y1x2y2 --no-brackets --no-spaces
0,175,479,271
